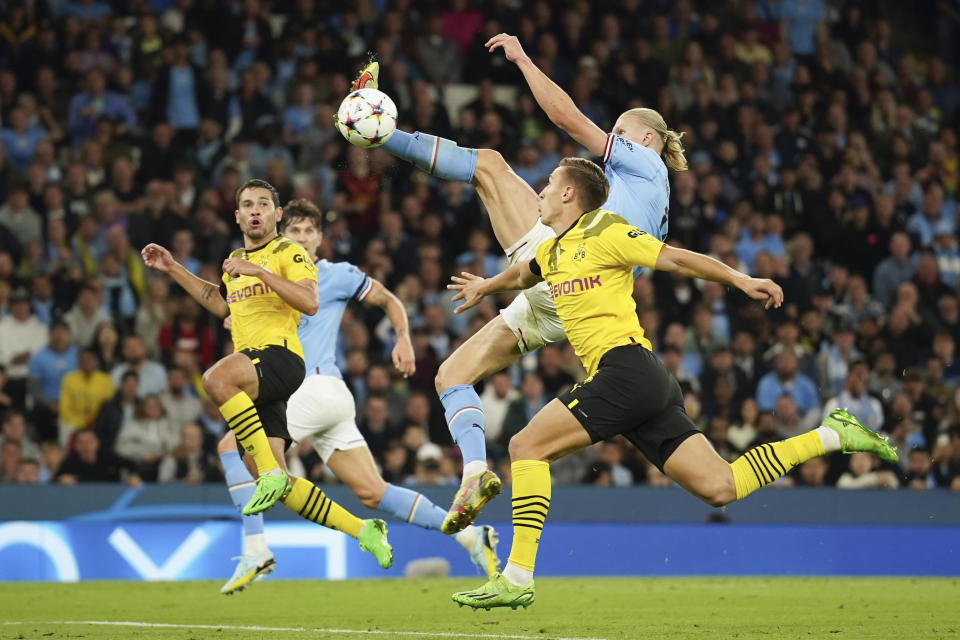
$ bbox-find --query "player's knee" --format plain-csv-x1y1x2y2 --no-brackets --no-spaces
201,369,224,400
701,474,737,508
475,148,508,176
435,358,467,395
353,478,387,509
507,432,531,461
215,433,236,455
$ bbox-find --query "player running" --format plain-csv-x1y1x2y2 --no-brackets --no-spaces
340,34,689,534
143,180,392,585
446,159,899,609
218,198,501,594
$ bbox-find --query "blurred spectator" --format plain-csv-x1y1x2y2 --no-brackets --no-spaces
478,370,518,447
501,372,547,444
56,428,134,485
0,287,48,408
94,369,138,451
58,347,114,444
115,394,177,480
64,281,110,348
0,409,39,460
111,334,167,397
837,452,899,489
756,351,819,415
27,320,78,440
157,422,221,484
823,361,884,432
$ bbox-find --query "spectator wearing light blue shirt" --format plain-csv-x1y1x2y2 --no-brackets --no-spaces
872,231,914,307
906,182,955,248
0,107,47,171
27,321,78,418
932,221,960,288
779,0,826,57
282,83,317,146
823,362,884,432
736,213,786,274
151,38,202,132
67,69,137,147
756,350,820,414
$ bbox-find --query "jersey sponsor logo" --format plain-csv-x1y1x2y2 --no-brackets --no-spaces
293,254,304,263
627,229,647,239
549,275,601,299
226,282,274,304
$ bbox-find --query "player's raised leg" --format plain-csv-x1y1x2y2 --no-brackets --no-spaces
664,408,898,506
216,434,275,594
327,445,501,577
202,354,289,515
347,63,540,250
452,399,591,610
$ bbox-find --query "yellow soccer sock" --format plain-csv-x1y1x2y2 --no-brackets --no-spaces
283,477,363,538
506,460,551,572
219,391,278,475
730,430,826,500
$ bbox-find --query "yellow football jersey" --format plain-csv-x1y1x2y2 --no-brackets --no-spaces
532,209,664,376
222,236,317,360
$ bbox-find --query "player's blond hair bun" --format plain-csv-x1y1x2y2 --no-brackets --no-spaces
623,108,688,172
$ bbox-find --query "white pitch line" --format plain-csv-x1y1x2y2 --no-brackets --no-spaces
1,620,612,640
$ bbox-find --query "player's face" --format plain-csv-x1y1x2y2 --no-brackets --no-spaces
235,187,280,241
283,217,321,258
613,114,657,149
537,167,573,224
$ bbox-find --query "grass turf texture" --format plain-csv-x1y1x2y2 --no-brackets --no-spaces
0,578,956,640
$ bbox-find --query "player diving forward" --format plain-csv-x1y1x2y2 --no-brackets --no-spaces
143,181,392,588
218,198,501,594
340,33,688,533
446,159,898,609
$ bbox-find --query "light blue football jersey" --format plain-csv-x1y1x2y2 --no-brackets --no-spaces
299,259,371,379
600,133,670,241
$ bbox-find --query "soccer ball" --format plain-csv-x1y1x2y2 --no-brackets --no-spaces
335,88,398,149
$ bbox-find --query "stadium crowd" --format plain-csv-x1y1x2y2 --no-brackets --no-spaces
0,0,958,493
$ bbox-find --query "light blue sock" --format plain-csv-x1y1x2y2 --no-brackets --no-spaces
382,129,478,181
440,384,486,464
220,451,265,539
377,483,446,531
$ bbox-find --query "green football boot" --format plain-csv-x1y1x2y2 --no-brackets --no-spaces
242,470,291,515
442,470,503,534
822,408,899,463
452,573,535,610
358,519,393,569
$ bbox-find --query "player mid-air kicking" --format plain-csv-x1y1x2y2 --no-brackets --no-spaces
338,34,689,533
217,198,501,594
447,158,898,609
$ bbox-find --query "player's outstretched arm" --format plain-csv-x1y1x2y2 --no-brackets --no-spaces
223,256,319,316
142,243,229,318
486,33,608,157
363,278,415,378
654,245,784,309
449,261,542,315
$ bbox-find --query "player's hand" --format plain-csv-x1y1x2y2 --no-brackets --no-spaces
392,334,416,378
141,243,176,273
223,315,233,331
222,257,262,278
449,272,488,314
741,277,783,309
485,33,529,65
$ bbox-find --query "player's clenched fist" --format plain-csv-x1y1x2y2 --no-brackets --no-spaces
141,243,175,272
222,257,262,278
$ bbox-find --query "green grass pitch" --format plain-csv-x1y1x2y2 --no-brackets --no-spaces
0,578,957,639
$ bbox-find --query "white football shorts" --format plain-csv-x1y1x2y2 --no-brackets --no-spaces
499,221,566,353
286,374,367,462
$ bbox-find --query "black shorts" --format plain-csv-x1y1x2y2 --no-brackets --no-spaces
238,345,305,444
559,344,699,471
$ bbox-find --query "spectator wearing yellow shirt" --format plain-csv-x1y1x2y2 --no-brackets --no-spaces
59,348,114,446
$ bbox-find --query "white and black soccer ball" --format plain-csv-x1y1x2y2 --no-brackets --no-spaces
335,88,398,149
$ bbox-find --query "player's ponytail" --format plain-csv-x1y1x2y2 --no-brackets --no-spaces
623,108,689,172
662,129,688,172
